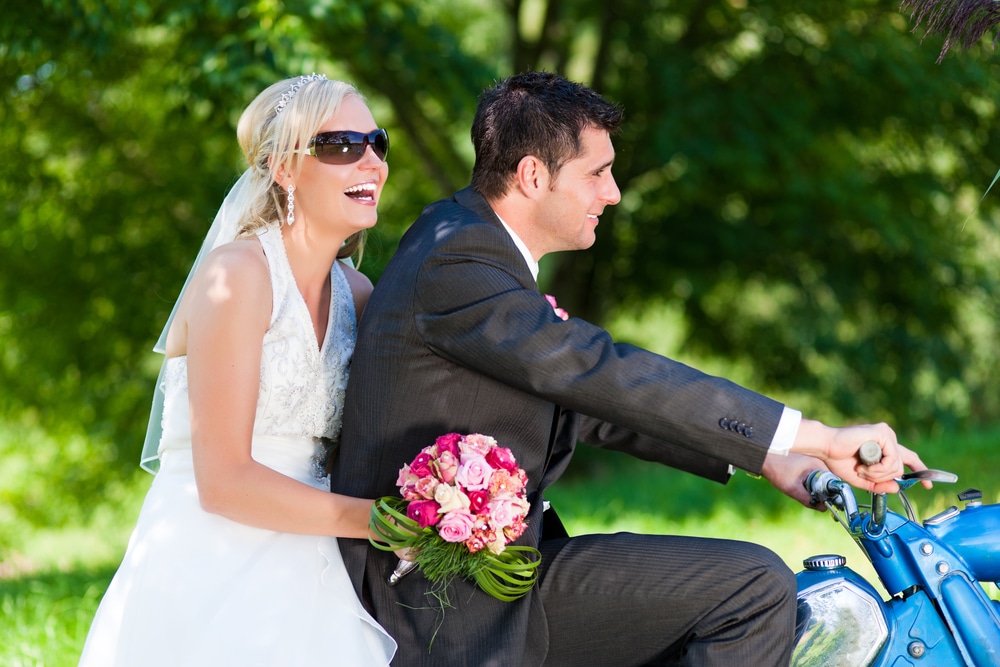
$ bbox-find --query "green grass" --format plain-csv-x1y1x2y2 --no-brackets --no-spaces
1,426,997,666
0,469,149,667
0,568,115,667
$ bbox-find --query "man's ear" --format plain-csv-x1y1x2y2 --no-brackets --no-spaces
514,155,549,199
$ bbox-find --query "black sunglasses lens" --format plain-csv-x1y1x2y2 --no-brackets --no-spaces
371,129,389,161
312,134,362,164
311,130,388,164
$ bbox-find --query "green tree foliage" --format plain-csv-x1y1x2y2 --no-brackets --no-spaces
2,0,999,532
482,0,1000,431
0,1,303,532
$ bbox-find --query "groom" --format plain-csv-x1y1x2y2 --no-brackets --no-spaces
333,71,921,666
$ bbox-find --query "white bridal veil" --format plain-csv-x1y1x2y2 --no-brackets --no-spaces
139,169,252,473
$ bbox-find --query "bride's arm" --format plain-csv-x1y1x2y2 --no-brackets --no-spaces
182,243,374,539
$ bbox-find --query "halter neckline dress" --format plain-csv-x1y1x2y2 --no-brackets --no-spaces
79,227,396,666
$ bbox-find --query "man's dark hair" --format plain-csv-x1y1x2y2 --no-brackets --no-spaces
470,71,624,201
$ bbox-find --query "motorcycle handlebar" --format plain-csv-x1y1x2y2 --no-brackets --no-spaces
808,443,953,531
805,470,840,498
805,470,859,516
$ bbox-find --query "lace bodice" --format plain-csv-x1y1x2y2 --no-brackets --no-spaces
158,227,356,449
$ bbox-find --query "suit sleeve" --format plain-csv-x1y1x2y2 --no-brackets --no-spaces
412,223,781,475
574,413,734,483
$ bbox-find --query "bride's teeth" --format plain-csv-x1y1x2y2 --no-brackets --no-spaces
344,183,376,200
344,183,376,193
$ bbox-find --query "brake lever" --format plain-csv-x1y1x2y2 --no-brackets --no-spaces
895,469,958,491
858,441,958,488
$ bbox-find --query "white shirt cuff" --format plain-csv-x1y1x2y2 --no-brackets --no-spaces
728,407,801,477
768,406,801,456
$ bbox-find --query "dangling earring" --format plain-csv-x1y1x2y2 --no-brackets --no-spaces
286,184,296,226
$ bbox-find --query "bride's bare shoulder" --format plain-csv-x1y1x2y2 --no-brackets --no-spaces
165,238,269,357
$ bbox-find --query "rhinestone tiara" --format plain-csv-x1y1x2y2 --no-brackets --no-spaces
274,73,327,114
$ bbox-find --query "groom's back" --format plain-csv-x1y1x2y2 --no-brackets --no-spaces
335,197,451,499
339,192,531,471
332,191,552,667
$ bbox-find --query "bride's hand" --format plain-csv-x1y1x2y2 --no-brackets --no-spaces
395,546,418,561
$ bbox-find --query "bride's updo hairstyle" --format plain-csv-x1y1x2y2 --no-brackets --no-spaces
234,75,366,262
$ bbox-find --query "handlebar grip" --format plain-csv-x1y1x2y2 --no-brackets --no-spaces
858,440,882,466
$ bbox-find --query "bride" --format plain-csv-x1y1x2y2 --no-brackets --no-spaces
79,75,397,666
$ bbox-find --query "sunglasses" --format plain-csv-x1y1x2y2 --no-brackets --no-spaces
307,128,389,165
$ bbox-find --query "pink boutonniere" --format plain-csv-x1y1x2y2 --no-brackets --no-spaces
545,294,569,321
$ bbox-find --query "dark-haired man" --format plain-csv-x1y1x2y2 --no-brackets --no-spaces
334,71,924,666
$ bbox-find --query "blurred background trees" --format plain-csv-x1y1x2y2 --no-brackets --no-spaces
3,0,999,538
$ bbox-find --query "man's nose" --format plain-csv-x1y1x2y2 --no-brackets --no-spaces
603,175,621,205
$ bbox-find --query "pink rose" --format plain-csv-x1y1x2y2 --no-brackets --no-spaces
456,453,494,491
411,450,433,467
487,498,516,529
396,463,412,487
434,450,459,484
437,509,475,543
409,451,434,479
435,433,462,457
414,475,440,500
485,446,518,472
545,294,569,321
406,499,441,528
460,434,495,456
400,483,423,501
466,489,489,513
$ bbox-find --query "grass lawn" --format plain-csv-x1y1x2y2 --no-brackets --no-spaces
0,567,115,667
2,425,997,666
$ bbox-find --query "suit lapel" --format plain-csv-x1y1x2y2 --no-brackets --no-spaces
454,187,565,481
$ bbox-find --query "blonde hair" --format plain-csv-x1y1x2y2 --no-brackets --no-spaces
232,76,366,262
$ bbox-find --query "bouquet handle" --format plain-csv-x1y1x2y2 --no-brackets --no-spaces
389,558,419,585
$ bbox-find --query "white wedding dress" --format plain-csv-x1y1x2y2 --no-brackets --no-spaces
79,228,396,666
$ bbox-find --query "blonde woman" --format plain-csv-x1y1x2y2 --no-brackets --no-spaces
79,75,396,666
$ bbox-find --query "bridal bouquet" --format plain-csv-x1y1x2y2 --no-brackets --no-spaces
369,433,540,602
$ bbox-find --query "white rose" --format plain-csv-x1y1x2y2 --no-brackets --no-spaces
434,483,471,513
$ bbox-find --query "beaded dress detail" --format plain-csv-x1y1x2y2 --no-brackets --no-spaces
79,227,395,666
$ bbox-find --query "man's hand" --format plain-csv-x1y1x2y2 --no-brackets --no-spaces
761,452,829,511
790,420,929,494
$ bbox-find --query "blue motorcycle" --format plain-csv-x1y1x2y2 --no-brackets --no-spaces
792,452,1000,666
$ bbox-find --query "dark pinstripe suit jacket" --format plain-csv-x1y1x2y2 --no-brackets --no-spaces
333,187,783,666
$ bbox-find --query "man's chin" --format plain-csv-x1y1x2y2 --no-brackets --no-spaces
551,233,597,253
